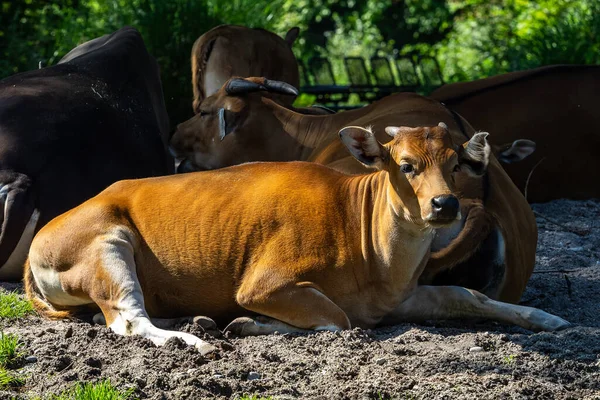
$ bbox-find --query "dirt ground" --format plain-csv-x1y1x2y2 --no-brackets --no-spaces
1,199,599,400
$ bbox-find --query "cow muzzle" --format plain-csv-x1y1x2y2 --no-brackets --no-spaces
176,159,197,173
427,195,461,226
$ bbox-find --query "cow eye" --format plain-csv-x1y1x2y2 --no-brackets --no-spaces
400,164,414,174
199,110,210,117
453,164,461,173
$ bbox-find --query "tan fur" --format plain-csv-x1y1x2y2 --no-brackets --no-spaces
171,80,537,304
28,126,472,330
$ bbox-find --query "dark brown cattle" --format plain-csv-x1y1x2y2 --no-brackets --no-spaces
0,27,172,280
170,77,538,304
191,25,300,113
431,65,600,202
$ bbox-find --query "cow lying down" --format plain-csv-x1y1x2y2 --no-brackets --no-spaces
25,124,569,355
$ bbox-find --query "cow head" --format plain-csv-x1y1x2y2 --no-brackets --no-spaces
339,122,491,227
171,77,298,172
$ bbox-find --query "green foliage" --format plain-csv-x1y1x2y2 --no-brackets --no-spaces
0,332,26,390
47,380,136,400
237,395,273,400
0,291,34,319
1,0,599,119
0,366,25,389
502,353,517,365
0,332,23,368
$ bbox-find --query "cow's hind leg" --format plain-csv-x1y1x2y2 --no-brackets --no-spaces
89,230,217,355
382,285,570,332
226,281,351,336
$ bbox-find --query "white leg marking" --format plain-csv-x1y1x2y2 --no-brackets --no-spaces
225,316,344,336
0,209,40,281
385,286,571,332
102,228,216,355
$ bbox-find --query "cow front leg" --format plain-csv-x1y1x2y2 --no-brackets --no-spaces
381,285,570,332
87,232,217,355
226,281,351,336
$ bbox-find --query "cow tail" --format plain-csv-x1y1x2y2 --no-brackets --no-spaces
0,172,36,269
24,258,73,320
191,35,217,112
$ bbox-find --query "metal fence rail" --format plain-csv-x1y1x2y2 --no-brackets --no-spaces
299,55,444,110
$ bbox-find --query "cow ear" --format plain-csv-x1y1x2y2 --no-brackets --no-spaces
285,27,300,46
459,132,491,176
339,126,387,169
218,108,241,140
495,139,536,164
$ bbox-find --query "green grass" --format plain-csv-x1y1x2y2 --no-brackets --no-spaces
0,332,23,368
47,380,136,400
238,396,273,400
502,354,518,366
0,291,34,319
0,332,25,390
0,366,25,389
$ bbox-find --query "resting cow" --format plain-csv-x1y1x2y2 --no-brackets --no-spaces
191,25,300,113
0,27,172,280
171,77,538,304
25,123,569,355
431,64,600,202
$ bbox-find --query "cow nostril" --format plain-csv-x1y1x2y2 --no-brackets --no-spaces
168,146,180,158
431,195,459,217
431,197,443,211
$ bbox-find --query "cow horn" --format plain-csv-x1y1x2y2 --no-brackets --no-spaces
225,78,299,96
263,79,299,96
225,79,264,95
385,126,419,138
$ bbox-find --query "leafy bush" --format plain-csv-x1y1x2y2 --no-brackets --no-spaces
1,0,599,123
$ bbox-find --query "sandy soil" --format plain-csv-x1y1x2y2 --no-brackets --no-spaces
1,199,599,400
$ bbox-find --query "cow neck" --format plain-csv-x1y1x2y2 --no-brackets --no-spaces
345,171,434,286
265,98,374,161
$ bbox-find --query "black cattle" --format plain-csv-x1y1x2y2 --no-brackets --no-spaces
0,26,172,280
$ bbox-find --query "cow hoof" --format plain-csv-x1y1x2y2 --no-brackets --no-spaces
529,310,571,332
224,317,257,336
545,316,572,331
192,316,218,331
93,313,106,326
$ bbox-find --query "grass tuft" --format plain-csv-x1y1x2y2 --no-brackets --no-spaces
0,366,25,389
0,291,34,319
48,380,136,400
0,332,23,368
238,396,273,400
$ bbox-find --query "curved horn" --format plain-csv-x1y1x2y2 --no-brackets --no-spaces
225,78,299,96
225,78,265,95
263,79,299,96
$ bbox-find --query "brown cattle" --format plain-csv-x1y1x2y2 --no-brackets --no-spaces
25,124,569,354
191,25,300,113
0,27,172,281
170,77,538,304
431,64,600,202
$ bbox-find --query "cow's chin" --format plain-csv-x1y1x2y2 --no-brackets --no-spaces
424,212,462,229
176,159,203,173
